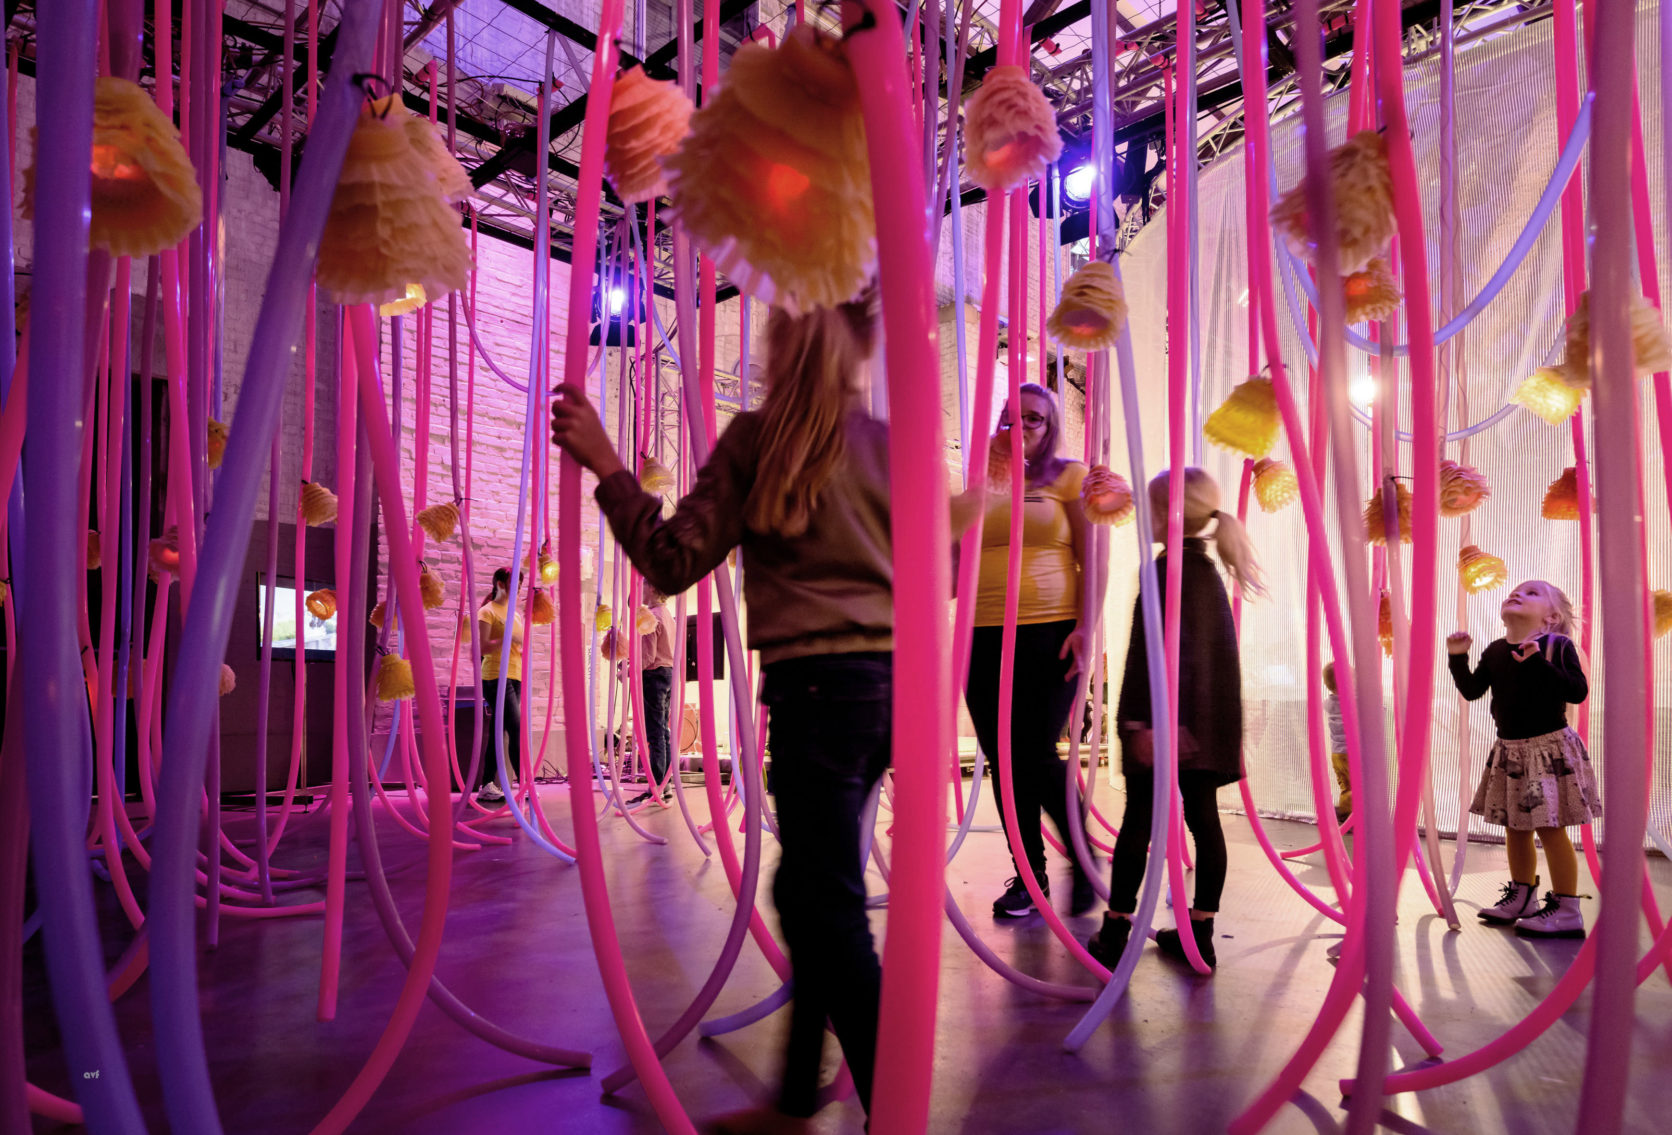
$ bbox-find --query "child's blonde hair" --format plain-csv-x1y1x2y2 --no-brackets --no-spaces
1322,661,1337,694
1148,467,1265,599
746,300,876,538
1520,579,1578,638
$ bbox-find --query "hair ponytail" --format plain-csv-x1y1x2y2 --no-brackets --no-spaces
1209,509,1266,599
1147,467,1266,600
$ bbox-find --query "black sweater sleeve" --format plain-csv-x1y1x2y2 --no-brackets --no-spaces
1448,650,1491,701
1523,634,1589,703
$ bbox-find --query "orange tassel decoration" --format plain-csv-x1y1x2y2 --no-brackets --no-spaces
663,25,873,313
1204,377,1281,458
605,66,694,204
1541,467,1581,519
1653,590,1672,640
22,77,202,258
963,64,1064,192
1458,544,1509,593
1271,131,1395,275
1364,482,1412,545
1079,465,1134,526
1377,591,1394,656
316,98,473,307
300,481,338,526
1510,369,1587,425
369,601,389,631
640,455,676,495
636,606,658,636
375,655,416,702
1046,261,1127,351
417,500,460,542
206,418,229,470
219,664,237,696
419,566,446,610
87,530,102,572
1438,458,1491,518
1343,258,1401,324
147,527,180,578
529,588,555,626
305,588,337,620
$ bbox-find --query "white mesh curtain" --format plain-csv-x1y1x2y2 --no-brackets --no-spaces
1104,3,1672,847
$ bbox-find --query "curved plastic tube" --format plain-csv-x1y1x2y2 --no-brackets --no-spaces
551,3,695,1129
849,6,954,1129
697,981,794,1038
25,5,148,1129
1573,5,1651,1128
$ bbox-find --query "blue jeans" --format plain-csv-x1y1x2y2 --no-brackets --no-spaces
641,665,674,784
762,651,891,1118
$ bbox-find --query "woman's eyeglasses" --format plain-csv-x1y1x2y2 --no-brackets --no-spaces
1001,413,1048,429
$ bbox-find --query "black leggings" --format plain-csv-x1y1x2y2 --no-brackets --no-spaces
480,678,521,785
1107,769,1227,914
965,619,1084,880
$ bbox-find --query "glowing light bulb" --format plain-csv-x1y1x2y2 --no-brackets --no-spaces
1350,375,1378,407
1062,163,1095,203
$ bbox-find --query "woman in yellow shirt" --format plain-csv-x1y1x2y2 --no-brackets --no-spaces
476,567,525,803
969,382,1094,919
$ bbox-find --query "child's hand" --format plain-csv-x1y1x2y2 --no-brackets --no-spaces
1511,636,1543,662
1446,632,1471,655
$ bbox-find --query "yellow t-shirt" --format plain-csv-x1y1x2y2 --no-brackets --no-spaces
974,460,1087,626
478,601,524,682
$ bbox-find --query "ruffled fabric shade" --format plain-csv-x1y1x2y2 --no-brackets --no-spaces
300,481,338,526
1654,590,1672,640
1513,292,1672,423
640,455,676,495
1458,544,1508,593
1252,457,1299,513
1541,467,1581,519
664,25,874,313
219,664,238,697
605,66,693,204
369,601,390,631
402,110,473,204
147,527,180,579
378,283,427,317
1438,458,1491,518
316,99,472,307
962,64,1063,192
529,588,555,626
419,566,446,610
1204,377,1281,459
376,655,416,701
22,77,203,258
1270,130,1395,275
417,501,460,542
305,588,337,620
1364,482,1411,545
87,530,102,572
1343,258,1401,324
537,546,561,585
595,604,614,632
1046,261,1127,351
986,435,1013,490
1510,369,1586,425
207,419,229,470
1079,464,1134,526
635,606,658,636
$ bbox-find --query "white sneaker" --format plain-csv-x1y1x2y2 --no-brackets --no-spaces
1515,892,1586,939
478,781,504,802
1478,877,1540,925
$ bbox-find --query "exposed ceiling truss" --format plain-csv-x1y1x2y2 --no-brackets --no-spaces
2,0,1558,282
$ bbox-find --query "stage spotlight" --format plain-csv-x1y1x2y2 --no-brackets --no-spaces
1062,163,1095,204
609,287,626,315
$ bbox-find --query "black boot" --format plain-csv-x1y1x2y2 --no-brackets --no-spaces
1157,916,1217,969
1086,913,1132,967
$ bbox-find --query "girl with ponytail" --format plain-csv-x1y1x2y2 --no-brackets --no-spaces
1088,467,1261,971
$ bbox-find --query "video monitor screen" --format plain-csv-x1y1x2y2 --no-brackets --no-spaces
258,579,338,659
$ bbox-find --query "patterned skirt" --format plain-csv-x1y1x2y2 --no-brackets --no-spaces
1470,726,1602,831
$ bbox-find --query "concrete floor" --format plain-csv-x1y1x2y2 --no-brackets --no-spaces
23,772,1672,1134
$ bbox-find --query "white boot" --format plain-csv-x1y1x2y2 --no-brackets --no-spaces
1515,892,1586,939
1478,876,1540,925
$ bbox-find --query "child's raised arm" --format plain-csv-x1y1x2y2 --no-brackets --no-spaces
1446,631,1490,700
